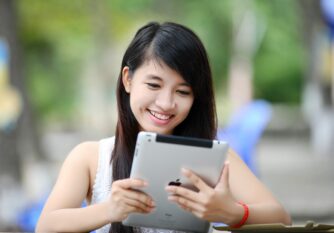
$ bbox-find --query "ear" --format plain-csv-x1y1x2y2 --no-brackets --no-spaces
122,66,131,93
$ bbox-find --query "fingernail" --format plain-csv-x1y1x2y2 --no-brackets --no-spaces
168,196,176,201
165,186,174,193
151,200,156,207
181,168,190,174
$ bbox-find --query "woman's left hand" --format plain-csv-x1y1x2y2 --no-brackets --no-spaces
165,161,243,224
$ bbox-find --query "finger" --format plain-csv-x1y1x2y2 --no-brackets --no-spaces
165,185,199,203
216,161,230,190
177,202,208,221
178,202,193,213
119,203,147,219
114,178,148,189
123,196,155,213
192,209,207,220
123,189,155,208
181,168,211,193
168,195,205,213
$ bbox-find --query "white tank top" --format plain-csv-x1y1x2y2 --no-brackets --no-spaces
91,137,185,233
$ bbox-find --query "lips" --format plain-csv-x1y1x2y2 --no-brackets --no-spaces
148,110,174,121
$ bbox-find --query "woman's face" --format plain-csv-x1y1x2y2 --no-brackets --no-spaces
122,59,194,135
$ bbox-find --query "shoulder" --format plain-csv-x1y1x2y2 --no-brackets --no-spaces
72,141,99,153
68,141,99,161
39,141,101,214
71,136,115,156
62,137,115,176
60,141,99,173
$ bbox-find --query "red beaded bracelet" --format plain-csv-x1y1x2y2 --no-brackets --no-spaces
231,201,249,228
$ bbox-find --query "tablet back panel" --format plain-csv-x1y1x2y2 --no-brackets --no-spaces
123,132,228,233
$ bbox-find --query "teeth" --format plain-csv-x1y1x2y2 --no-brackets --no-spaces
150,110,172,120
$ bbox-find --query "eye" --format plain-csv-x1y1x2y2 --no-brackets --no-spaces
146,83,160,89
176,90,191,96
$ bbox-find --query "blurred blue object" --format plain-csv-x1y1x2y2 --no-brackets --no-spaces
17,197,87,232
217,100,272,176
0,39,9,62
16,197,46,232
321,0,334,40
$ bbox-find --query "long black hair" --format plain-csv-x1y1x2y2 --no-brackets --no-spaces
110,22,217,233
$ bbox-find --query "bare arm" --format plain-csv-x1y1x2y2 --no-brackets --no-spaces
36,142,111,232
36,142,155,233
227,149,291,225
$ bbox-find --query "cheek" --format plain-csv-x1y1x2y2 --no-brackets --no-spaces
180,98,194,116
129,89,150,111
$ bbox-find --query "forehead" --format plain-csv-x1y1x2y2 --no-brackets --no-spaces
133,59,188,84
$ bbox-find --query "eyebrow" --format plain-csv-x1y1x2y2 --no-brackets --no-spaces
147,75,191,87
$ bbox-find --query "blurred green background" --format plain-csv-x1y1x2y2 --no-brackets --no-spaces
20,0,305,123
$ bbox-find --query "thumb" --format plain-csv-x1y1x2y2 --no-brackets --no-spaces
216,161,230,190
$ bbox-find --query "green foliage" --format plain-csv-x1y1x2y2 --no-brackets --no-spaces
17,0,307,123
252,0,306,103
18,0,93,121
175,0,233,89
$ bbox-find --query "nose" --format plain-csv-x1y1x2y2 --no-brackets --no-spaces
155,90,176,111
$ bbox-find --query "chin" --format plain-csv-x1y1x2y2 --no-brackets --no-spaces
153,129,172,135
142,127,173,135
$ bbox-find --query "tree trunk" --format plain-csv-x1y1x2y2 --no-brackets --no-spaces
0,0,44,183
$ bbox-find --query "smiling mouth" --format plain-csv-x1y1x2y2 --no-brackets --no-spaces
148,110,174,121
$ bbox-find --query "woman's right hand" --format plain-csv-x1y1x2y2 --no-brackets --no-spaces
107,178,155,222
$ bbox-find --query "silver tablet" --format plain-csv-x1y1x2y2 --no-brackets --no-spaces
122,132,229,233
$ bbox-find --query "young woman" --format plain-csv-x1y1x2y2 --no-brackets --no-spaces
36,22,291,233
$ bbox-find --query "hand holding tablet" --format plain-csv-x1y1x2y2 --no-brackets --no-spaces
122,132,229,233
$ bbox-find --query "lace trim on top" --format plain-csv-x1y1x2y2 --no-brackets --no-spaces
91,137,114,233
